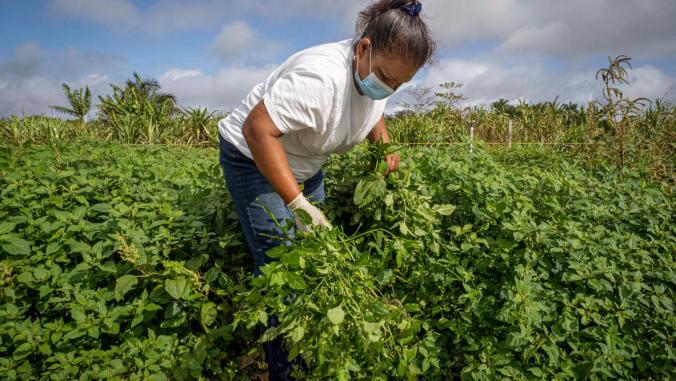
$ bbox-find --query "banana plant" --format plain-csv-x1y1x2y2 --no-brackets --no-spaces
49,83,91,126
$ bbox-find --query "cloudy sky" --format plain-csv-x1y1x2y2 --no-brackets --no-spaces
1,0,675,117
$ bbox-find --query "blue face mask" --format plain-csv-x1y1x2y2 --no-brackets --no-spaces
354,47,395,100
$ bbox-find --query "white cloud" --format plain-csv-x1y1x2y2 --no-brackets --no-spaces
1,42,43,79
48,0,676,58
79,73,110,87
422,0,676,57
224,0,676,58
50,0,365,37
500,21,573,54
159,65,276,111
232,0,362,28
0,40,275,117
207,21,285,63
50,0,139,31
388,58,676,112
622,65,676,100
209,21,256,57
50,0,227,34
0,76,64,117
0,42,126,117
7,1,676,117
420,59,594,105
160,69,203,82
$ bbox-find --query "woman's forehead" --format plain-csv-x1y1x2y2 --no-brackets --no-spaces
375,53,418,82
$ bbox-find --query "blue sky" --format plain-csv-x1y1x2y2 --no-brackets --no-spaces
1,0,675,116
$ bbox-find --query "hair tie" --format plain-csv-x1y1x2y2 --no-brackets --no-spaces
401,1,422,17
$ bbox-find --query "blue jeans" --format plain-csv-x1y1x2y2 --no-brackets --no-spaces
218,134,324,380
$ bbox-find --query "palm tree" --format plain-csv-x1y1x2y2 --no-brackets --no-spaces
127,72,177,107
98,72,178,123
491,98,517,117
50,83,91,125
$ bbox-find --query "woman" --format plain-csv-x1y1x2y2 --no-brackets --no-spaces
217,0,435,378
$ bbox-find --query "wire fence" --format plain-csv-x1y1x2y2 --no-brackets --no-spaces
398,141,673,146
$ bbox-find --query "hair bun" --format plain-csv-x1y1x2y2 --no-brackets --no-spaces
401,1,422,17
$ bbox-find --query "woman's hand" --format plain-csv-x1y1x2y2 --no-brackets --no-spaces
385,153,400,176
288,193,332,232
368,115,400,176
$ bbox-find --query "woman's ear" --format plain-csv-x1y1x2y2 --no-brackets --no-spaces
356,37,372,60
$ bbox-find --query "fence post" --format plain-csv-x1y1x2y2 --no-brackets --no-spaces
508,119,512,148
469,120,475,153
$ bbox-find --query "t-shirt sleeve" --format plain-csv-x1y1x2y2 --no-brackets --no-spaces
263,66,335,135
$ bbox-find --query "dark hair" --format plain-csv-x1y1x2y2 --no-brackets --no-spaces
355,0,436,68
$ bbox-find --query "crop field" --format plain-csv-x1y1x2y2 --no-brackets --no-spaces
0,57,674,380
0,138,673,380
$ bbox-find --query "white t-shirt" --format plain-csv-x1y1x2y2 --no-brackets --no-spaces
218,39,388,182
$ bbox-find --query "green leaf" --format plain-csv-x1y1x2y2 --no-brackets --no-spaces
165,278,192,300
164,302,181,319
295,209,313,226
16,272,34,285
131,313,144,328
327,305,345,325
529,368,546,377
53,210,72,223
6,303,18,316
362,321,382,342
384,193,394,207
266,245,287,259
0,222,16,235
91,203,113,214
62,327,86,341
201,302,217,326
404,303,421,313
258,310,269,326
285,272,307,290
399,221,411,236
257,326,280,343
562,272,583,282
45,242,62,256
115,275,138,301
434,204,456,216
290,325,305,343
1,235,31,256
354,175,386,207
414,227,427,237
270,272,285,287
13,342,34,360
281,251,302,268
160,311,186,328
70,305,87,323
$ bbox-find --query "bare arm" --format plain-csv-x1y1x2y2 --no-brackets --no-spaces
242,100,301,204
367,115,391,144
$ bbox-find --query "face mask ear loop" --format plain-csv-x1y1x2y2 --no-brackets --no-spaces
368,45,373,74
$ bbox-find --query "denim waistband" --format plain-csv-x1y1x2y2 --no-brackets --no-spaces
218,133,253,163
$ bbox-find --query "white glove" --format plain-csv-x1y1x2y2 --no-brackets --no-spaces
287,193,332,232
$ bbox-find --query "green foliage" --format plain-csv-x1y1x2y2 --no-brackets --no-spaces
0,138,674,379
97,73,178,144
0,115,85,147
0,142,247,380
4,58,674,182
49,83,92,124
233,143,675,379
174,107,220,147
